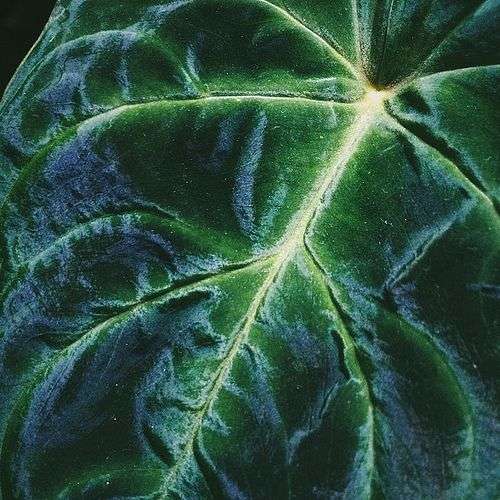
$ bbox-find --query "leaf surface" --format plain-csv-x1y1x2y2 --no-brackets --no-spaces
0,1,499,498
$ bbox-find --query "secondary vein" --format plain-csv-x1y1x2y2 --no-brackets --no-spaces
159,90,384,494
384,111,498,214
0,94,337,225
253,0,361,79
303,245,375,497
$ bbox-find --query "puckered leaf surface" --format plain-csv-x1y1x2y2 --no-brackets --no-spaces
0,1,499,498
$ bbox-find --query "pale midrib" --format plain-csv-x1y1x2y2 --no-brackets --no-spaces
159,94,382,495
0,256,274,482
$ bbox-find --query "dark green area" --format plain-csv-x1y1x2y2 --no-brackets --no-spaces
0,1,499,498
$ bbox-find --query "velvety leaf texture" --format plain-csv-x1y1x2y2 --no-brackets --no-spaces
0,1,499,498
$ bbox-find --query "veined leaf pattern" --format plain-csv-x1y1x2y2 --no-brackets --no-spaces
0,0,499,498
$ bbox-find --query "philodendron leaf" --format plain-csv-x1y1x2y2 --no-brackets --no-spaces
0,0,499,498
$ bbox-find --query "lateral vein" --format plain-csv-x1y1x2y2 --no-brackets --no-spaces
0,94,340,225
303,244,375,496
385,111,498,214
252,0,361,78
159,91,382,494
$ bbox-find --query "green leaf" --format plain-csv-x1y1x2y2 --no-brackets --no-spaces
0,1,499,498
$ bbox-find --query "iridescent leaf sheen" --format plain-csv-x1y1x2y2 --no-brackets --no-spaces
0,1,499,498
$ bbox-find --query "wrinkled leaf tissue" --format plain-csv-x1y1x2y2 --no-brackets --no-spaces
0,1,499,499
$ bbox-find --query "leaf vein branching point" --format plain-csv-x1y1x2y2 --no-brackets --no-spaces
159,88,387,495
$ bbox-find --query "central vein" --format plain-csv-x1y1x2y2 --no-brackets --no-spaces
160,89,386,494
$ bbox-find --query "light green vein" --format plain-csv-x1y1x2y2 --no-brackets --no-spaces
383,111,498,213
0,208,249,295
158,90,383,495
44,255,274,356
303,245,375,498
0,93,335,218
252,0,361,78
